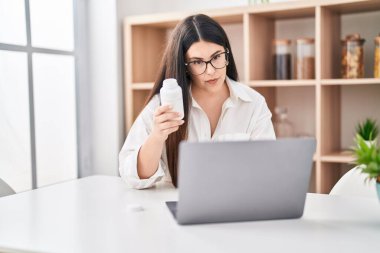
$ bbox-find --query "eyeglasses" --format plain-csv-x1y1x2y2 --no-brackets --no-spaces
185,48,229,75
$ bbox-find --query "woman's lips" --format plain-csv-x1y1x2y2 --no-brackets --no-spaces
206,78,218,85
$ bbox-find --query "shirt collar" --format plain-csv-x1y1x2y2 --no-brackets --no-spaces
189,85,201,109
225,77,253,103
190,76,252,109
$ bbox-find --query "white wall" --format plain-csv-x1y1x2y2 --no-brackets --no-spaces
85,0,122,176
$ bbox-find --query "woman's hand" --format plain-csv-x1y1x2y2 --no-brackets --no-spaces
151,105,184,142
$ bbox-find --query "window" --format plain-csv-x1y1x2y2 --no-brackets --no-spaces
0,0,78,191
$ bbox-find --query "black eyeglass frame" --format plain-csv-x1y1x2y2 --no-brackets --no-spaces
184,48,230,75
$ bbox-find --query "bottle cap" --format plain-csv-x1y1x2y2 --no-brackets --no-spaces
163,78,178,89
272,39,291,45
342,33,365,43
296,38,315,44
275,106,287,115
375,34,380,44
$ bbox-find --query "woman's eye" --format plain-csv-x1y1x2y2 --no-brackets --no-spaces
193,60,203,65
213,54,221,60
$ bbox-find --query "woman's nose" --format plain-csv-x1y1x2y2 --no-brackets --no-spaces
205,62,216,75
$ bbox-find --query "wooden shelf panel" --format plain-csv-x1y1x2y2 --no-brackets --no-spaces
125,0,380,27
321,78,380,86
210,13,244,24
249,80,316,87
250,5,315,19
131,26,167,83
126,8,244,28
320,151,355,163
322,0,380,14
131,83,154,90
249,0,379,18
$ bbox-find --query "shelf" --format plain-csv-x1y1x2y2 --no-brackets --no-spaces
248,8,316,81
131,83,154,90
124,0,380,194
320,3,380,79
250,3,315,19
249,80,316,87
320,151,355,163
126,7,244,28
125,0,380,26
321,78,380,86
323,0,380,14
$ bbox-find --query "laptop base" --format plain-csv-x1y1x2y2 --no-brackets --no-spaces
166,201,178,219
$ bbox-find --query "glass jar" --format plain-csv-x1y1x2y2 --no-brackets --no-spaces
374,34,380,78
273,106,294,138
273,39,291,80
295,38,315,79
341,34,365,79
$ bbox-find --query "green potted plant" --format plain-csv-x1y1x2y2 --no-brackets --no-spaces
355,118,379,145
353,134,380,200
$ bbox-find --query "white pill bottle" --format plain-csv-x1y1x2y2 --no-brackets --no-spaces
160,78,184,119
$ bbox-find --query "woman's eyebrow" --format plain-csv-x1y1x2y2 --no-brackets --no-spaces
188,56,203,60
210,50,222,58
188,50,223,60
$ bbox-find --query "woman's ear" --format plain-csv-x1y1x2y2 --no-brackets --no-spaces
225,48,230,66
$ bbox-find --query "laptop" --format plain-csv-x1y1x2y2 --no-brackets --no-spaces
166,138,316,225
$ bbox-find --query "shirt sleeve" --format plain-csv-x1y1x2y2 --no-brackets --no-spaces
249,96,276,140
118,97,167,189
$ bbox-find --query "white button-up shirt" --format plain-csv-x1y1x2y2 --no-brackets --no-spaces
119,77,276,189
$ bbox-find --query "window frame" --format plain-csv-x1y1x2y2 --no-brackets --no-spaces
0,0,81,189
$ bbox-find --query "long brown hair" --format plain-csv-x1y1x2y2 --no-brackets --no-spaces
145,14,239,187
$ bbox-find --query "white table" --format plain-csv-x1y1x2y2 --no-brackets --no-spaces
0,175,379,253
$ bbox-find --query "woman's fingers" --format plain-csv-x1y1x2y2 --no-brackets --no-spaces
162,125,180,135
154,105,172,116
155,111,181,123
159,120,184,131
152,105,184,140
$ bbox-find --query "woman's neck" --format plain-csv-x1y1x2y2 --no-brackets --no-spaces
191,80,230,104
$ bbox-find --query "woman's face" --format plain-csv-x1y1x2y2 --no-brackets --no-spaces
185,41,228,94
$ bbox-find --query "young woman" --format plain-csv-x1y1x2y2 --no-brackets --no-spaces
119,14,275,189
